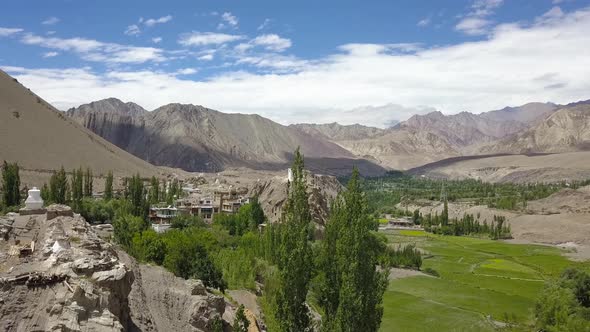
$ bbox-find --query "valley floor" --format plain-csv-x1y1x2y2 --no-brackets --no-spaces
379,230,590,332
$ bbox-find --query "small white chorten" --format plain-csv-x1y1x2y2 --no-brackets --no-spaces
25,187,44,210
287,168,294,182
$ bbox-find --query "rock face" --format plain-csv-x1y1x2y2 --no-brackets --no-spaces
118,251,226,332
250,171,342,226
0,206,228,332
67,99,386,176
0,208,133,332
479,104,590,154
290,103,560,170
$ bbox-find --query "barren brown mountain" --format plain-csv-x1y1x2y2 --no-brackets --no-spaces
0,70,159,180
290,102,568,170
479,104,590,154
67,99,386,176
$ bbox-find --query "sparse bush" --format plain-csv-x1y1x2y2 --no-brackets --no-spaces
422,267,440,277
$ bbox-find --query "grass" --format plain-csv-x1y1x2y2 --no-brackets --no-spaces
380,230,590,331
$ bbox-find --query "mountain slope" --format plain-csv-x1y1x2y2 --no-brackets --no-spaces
291,123,385,141
479,102,558,125
67,100,386,175
480,104,590,154
399,111,527,148
0,70,158,177
291,102,564,170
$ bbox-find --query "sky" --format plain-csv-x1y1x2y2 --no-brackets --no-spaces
1,0,590,128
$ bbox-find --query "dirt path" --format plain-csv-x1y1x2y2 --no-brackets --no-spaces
227,289,261,317
388,267,431,280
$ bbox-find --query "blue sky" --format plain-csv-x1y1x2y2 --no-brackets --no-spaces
1,0,590,127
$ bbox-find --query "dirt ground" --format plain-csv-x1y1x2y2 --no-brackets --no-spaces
400,187,590,261
388,267,431,280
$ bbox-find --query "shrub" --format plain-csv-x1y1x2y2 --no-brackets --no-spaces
422,267,440,277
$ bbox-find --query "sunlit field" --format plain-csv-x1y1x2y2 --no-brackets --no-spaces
380,230,590,331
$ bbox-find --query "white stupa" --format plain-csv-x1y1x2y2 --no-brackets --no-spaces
287,168,294,182
24,187,44,210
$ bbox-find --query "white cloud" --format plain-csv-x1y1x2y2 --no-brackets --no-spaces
455,0,504,35
42,51,59,58
0,27,23,37
250,34,292,52
46,30,56,35
217,12,238,30
176,68,198,75
152,37,163,43
144,15,172,27
20,33,165,63
198,53,214,61
124,24,141,36
455,17,492,35
178,32,244,46
257,18,271,31
42,17,60,25
417,17,431,27
4,6,590,127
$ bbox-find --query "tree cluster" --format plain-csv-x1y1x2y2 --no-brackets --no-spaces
535,268,590,331
1,161,21,209
422,212,512,239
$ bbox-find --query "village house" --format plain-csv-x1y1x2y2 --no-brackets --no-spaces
149,187,251,227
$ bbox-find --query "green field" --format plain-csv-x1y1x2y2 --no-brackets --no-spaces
380,230,590,331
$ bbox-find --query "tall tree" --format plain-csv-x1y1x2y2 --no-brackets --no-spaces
149,176,160,205
167,178,180,205
249,196,266,230
127,173,147,218
84,167,93,197
104,171,113,200
49,167,68,204
71,168,83,209
441,198,449,226
40,183,50,202
317,168,388,332
1,161,21,207
274,148,313,332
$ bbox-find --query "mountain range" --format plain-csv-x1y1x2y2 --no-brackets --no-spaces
3,68,589,177
66,99,386,176
65,94,590,173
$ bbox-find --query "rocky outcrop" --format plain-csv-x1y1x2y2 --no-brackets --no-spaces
119,250,227,332
0,206,229,332
0,208,133,332
250,171,342,226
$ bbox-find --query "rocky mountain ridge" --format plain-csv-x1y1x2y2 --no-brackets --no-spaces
479,104,590,154
67,99,387,176
66,94,589,172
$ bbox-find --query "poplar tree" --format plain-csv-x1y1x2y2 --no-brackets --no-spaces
149,176,159,205
1,161,21,207
40,183,50,202
275,148,313,332
71,168,83,208
49,167,68,204
127,173,147,218
317,168,388,332
84,168,93,197
442,198,449,226
104,171,113,200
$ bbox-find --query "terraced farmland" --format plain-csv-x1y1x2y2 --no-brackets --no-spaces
380,230,590,331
